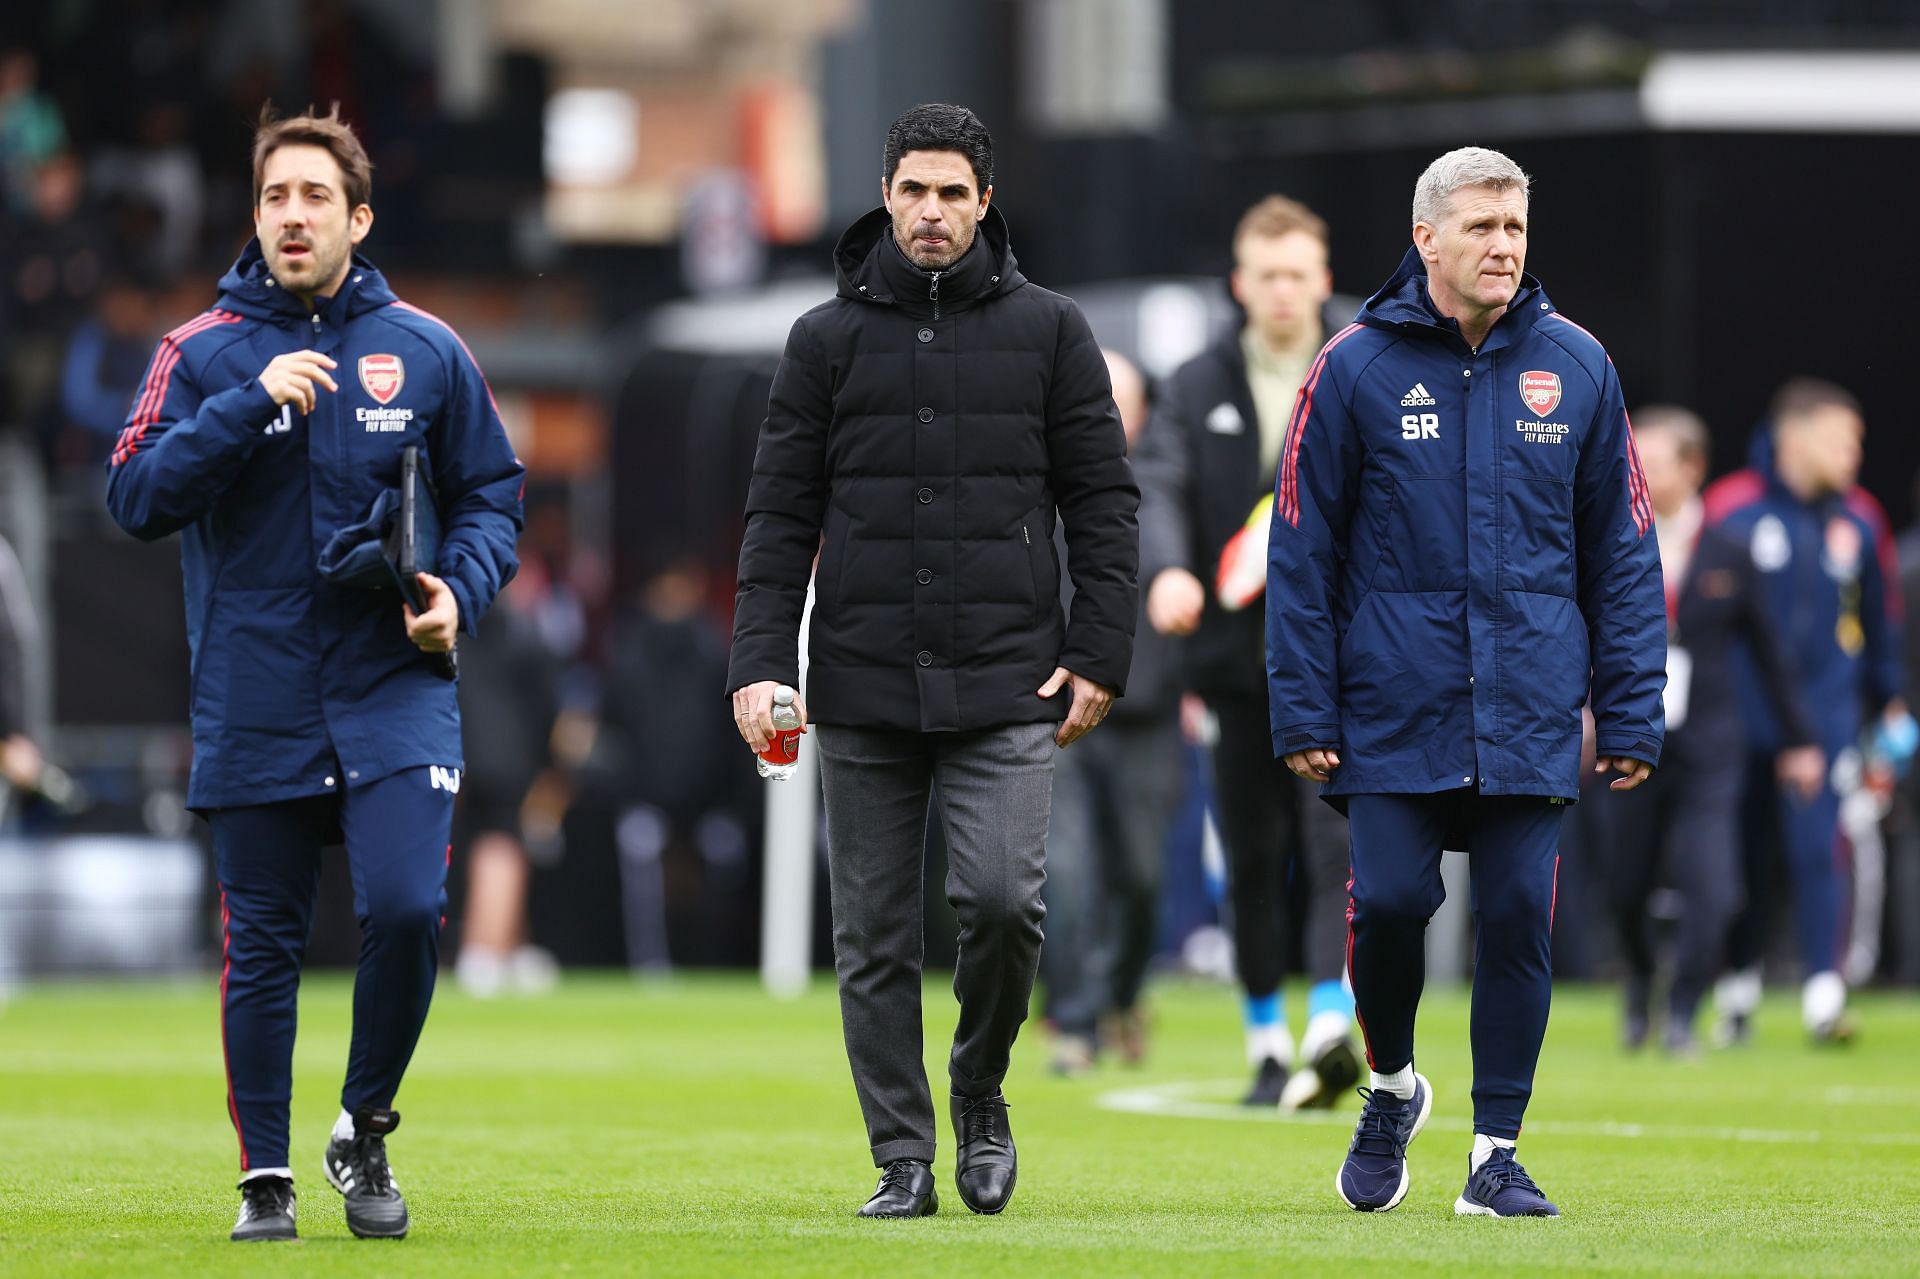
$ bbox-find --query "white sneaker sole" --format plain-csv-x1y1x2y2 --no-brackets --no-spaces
1454,1194,1560,1218
1335,1072,1433,1212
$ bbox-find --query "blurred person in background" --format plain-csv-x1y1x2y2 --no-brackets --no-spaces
1269,147,1664,1217
59,271,162,469
2,152,107,446
0,47,65,212
1040,349,1180,1076
0,528,44,823
104,105,523,1243
452,573,564,999
727,103,1137,1219
1705,378,1909,1045
592,559,742,971
1135,195,1360,1109
1599,407,1821,1056
1888,483,1920,985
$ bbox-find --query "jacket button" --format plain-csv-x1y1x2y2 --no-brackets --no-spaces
918,327,934,343
917,650,933,667
918,487,934,504
916,569,933,585
918,407,935,423
1462,369,1472,377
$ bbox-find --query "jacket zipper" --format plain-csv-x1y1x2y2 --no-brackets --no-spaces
929,271,942,320
1022,525,1030,544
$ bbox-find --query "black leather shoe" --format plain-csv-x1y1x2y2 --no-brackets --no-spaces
858,1159,937,1218
951,1091,1016,1214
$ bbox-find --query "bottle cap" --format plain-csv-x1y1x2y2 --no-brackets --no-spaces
773,684,795,704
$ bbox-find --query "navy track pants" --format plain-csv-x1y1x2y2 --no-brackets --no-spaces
210,766,455,1171
1344,789,1565,1140
1730,749,1845,980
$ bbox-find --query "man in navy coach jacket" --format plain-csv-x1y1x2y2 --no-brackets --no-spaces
107,106,522,1243
1266,146,1665,1218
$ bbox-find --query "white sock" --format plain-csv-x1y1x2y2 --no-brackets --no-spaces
1370,1064,1415,1098
1299,1009,1352,1063
241,1166,293,1183
1802,969,1846,1032
332,1109,357,1142
1715,967,1762,1017
1247,1024,1296,1067
1471,1133,1516,1172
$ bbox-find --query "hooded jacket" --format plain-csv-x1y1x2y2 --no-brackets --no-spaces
106,242,524,809
1704,430,1902,753
1266,247,1665,798
726,205,1139,731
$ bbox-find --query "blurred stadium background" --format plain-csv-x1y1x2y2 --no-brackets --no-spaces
2,1,1919,1270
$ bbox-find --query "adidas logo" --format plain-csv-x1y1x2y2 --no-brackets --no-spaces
1400,383,1437,407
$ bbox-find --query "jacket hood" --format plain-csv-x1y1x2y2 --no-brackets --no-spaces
1358,245,1547,351
833,204,1024,310
217,238,398,325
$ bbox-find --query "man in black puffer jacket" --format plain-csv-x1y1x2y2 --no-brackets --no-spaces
727,103,1138,1219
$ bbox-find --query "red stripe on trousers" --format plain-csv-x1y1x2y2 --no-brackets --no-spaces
218,888,248,1171
1345,872,1376,1071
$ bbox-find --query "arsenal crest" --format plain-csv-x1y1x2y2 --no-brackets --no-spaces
1519,370,1562,416
359,354,405,405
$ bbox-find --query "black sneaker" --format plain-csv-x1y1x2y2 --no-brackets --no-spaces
323,1108,409,1239
231,1175,297,1242
1242,1056,1290,1106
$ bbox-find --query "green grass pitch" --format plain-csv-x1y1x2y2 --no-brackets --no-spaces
1,973,1917,1276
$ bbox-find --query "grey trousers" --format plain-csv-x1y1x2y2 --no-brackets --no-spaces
1040,716,1181,1035
815,721,1055,1167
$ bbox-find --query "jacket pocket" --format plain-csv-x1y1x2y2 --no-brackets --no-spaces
1023,513,1057,626
818,506,849,610
218,588,317,732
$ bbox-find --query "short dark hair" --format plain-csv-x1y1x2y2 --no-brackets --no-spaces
252,103,373,210
883,103,993,194
1770,376,1861,427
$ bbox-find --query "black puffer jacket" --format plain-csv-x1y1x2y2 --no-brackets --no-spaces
727,205,1139,732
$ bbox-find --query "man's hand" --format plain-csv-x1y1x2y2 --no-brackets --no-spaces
1776,744,1827,802
403,572,459,653
731,680,808,755
1146,567,1205,637
1039,667,1115,748
259,349,338,415
1284,747,1341,783
1595,755,1654,792
1,734,44,791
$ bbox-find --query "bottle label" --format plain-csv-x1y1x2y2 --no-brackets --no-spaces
760,728,801,765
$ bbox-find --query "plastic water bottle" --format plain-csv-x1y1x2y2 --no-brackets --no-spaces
757,684,803,781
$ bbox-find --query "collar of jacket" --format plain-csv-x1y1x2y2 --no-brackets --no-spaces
833,204,1022,314
216,238,399,328
1357,244,1549,356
